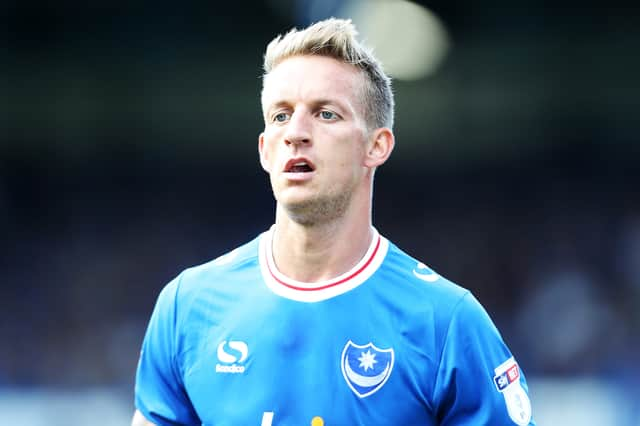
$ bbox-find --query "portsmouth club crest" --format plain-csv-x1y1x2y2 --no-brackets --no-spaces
341,340,394,398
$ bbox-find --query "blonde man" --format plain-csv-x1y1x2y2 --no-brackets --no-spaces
132,18,534,426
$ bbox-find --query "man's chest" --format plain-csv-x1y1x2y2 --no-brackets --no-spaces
177,297,437,425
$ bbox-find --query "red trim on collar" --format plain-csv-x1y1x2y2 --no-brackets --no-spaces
265,234,382,292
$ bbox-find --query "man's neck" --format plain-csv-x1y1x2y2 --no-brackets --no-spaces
271,209,374,283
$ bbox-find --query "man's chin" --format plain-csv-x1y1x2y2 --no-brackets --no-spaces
279,196,347,226
280,198,318,217
276,189,316,209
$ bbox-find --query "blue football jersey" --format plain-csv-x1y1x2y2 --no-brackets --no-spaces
135,227,534,425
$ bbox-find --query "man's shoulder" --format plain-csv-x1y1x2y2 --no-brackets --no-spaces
381,238,470,307
190,234,262,275
162,232,264,300
380,239,500,344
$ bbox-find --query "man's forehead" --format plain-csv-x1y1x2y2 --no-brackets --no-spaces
262,55,364,107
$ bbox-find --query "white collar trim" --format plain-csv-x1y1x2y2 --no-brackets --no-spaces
259,226,388,303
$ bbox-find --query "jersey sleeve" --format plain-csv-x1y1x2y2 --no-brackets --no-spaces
434,292,535,426
134,275,200,426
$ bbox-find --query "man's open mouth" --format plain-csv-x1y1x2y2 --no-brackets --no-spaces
284,158,315,173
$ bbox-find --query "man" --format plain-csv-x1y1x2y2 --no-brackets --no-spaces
132,18,535,426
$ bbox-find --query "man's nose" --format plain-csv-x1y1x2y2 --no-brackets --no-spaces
284,111,311,146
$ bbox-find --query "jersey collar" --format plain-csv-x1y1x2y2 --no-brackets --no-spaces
259,226,389,303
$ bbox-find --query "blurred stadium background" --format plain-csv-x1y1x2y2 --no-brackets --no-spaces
1,0,638,424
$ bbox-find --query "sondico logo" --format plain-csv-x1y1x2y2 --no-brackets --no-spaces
216,340,248,374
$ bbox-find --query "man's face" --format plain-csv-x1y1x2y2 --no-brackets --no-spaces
259,55,372,225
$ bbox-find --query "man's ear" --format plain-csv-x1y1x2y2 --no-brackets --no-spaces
258,132,270,173
364,128,395,168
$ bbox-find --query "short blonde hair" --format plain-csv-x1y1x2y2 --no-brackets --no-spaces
262,18,394,130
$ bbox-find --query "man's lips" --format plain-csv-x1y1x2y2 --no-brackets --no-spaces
283,157,316,173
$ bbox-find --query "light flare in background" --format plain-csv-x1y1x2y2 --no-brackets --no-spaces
339,0,450,81
267,0,451,81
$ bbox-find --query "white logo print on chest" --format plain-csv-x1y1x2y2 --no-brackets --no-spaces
216,340,248,374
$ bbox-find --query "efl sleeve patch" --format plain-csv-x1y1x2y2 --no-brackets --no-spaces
493,357,532,425
494,361,520,391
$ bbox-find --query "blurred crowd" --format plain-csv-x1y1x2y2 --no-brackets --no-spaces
1,0,638,403
1,153,638,389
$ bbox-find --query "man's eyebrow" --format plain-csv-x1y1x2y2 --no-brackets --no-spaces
265,100,292,112
265,98,354,116
310,98,352,115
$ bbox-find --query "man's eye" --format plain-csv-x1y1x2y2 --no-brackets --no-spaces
274,112,289,122
320,111,336,120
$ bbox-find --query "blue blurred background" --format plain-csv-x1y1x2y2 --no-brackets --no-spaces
1,0,639,424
